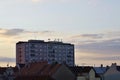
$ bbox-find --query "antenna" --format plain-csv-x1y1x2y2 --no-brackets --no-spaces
57,39,59,42
7,62,9,67
61,39,62,42
54,38,56,42
48,38,50,41
34,31,38,40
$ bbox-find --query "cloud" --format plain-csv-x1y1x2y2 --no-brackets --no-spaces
79,55,120,61
76,38,120,54
69,31,120,66
40,30,54,34
0,28,54,37
0,28,25,37
71,34,103,39
0,56,15,62
68,31,120,44
106,31,120,38
3,29,25,36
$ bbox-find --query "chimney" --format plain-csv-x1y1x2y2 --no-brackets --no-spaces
101,64,103,68
112,63,117,66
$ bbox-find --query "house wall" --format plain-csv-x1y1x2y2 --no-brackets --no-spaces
16,43,26,64
52,65,76,80
104,74,120,80
89,69,95,80
96,78,101,80
77,76,86,80
89,69,101,80
0,75,4,80
104,73,120,80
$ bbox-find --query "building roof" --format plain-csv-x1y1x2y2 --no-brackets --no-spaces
16,40,74,46
69,66,93,75
15,75,54,80
69,66,100,78
94,67,107,74
16,62,62,77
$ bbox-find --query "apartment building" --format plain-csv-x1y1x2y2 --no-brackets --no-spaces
16,40,74,66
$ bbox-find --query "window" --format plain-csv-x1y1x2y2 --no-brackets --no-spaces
30,54,35,57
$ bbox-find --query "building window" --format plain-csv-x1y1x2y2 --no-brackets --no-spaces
30,54,35,57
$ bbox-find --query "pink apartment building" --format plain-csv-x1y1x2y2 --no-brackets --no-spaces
16,40,74,66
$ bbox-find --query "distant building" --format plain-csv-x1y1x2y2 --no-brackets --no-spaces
69,66,101,80
16,40,74,66
0,67,18,80
103,63,120,80
94,64,107,80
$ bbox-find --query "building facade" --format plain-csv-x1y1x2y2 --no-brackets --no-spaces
16,40,74,66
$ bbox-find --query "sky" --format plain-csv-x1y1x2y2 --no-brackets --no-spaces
0,0,120,67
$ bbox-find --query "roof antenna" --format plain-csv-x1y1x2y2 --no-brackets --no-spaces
34,31,38,40
7,62,9,67
61,39,62,42
48,38,50,41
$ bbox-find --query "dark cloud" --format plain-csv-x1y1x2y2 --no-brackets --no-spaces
76,38,120,54
0,28,54,37
0,28,25,37
80,34,103,38
70,33,103,39
3,29,25,36
79,56,120,61
0,57,15,62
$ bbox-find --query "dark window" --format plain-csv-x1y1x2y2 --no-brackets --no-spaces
30,54,35,57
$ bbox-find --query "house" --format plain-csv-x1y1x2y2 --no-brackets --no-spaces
15,62,76,80
94,65,107,80
0,67,6,80
103,63,120,80
69,66,101,80
0,66,18,80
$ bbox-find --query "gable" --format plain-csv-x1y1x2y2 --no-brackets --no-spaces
52,65,75,80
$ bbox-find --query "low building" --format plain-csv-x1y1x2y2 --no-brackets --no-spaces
94,65,107,80
69,66,101,80
0,67,6,80
0,67,18,80
104,63,120,80
15,62,76,80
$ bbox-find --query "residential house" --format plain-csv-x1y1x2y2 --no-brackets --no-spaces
0,67,6,80
15,62,76,80
0,67,18,80
94,65,107,80
104,63,120,80
69,66,101,80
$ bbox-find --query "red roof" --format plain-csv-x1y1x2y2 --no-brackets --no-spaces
16,62,61,77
